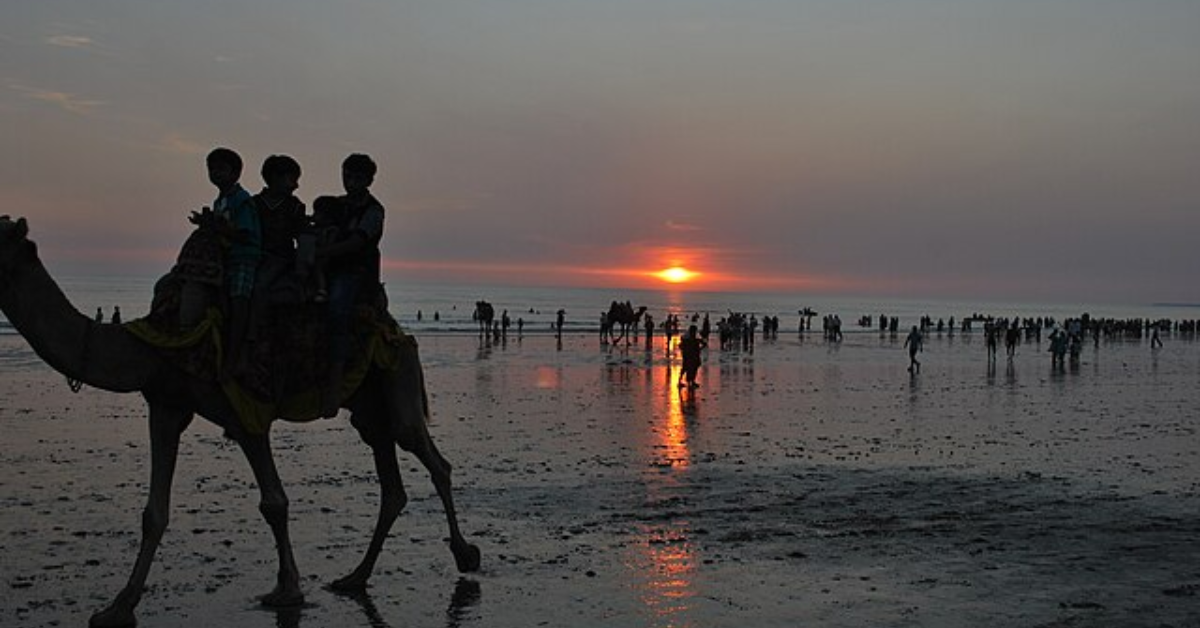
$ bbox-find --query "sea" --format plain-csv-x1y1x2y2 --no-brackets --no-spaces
2,274,1198,337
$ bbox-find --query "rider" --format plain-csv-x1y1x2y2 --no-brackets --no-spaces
317,154,385,418
250,155,307,344
206,147,261,378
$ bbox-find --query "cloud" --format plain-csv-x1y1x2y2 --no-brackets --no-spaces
156,132,206,155
46,34,95,49
665,220,702,232
10,83,105,115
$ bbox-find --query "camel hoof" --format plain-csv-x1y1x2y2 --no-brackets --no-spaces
327,574,369,593
259,587,305,608
89,605,137,628
453,542,482,573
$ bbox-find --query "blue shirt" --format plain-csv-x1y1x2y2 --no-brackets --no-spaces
214,184,261,268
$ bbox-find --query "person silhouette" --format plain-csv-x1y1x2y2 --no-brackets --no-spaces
203,147,260,378
250,154,306,343
678,325,705,388
904,325,923,373
111,306,122,325
318,153,385,418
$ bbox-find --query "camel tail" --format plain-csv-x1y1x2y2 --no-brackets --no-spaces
421,377,431,425
415,346,432,425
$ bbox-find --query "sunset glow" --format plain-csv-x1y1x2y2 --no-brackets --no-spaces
656,267,698,284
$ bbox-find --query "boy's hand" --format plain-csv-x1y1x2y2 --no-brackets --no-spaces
188,206,213,226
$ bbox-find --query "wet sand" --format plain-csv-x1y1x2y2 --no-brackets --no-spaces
2,331,1199,627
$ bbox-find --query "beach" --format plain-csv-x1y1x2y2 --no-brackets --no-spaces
2,329,1199,627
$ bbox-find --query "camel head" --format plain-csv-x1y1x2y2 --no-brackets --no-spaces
0,215,33,278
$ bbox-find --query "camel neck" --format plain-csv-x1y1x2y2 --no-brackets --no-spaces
0,245,159,392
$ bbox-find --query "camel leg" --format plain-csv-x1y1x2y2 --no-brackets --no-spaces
329,431,408,592
236,434,304,607
387,352,480,573
90,403,191,628
405,432,481,573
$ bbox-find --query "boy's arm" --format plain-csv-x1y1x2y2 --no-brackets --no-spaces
320,203,382,260
236,202,262,249
317,232,367,261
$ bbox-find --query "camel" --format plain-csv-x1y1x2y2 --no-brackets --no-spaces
472,301,494,337
0,216,480,627
605,301,647,345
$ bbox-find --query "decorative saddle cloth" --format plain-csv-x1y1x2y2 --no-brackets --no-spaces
126,273,412,435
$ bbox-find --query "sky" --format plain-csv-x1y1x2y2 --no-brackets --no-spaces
2,0,1198,304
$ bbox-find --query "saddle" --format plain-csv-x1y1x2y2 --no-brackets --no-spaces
138,272,403,430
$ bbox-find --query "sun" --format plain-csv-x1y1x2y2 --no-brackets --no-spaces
656,266,698,284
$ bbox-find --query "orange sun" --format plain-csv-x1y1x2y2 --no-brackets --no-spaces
656,266,698,284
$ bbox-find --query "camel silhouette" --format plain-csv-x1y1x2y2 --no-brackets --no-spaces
0,216,480,627
605,301,647,345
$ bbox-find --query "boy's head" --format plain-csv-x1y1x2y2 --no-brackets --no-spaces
342,153,377,195
261,154,302,192
206,147,243,189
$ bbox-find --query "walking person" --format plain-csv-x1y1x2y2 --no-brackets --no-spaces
904,325,923,373
1005,324,1020,358
678,325,705,389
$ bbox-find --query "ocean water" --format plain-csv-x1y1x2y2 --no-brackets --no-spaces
3,274,1198,337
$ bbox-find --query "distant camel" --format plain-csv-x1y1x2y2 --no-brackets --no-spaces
473,301,494,337
0,216,480,627
606,301,647,345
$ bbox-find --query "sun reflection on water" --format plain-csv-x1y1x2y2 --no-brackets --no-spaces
660,372,690,469
624,362,700,627
633,524,698,626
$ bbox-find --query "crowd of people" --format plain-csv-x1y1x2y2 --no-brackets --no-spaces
539,305,1199,384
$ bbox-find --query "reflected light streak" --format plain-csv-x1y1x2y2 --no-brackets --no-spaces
624,363,698,626
635,527,697,625
661,378,690,469
534,366,559,389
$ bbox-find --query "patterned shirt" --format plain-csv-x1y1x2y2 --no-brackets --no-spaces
214,184,261,297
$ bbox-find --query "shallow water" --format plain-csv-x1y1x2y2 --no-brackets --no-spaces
2,331,1199,627
6,275,1200,337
